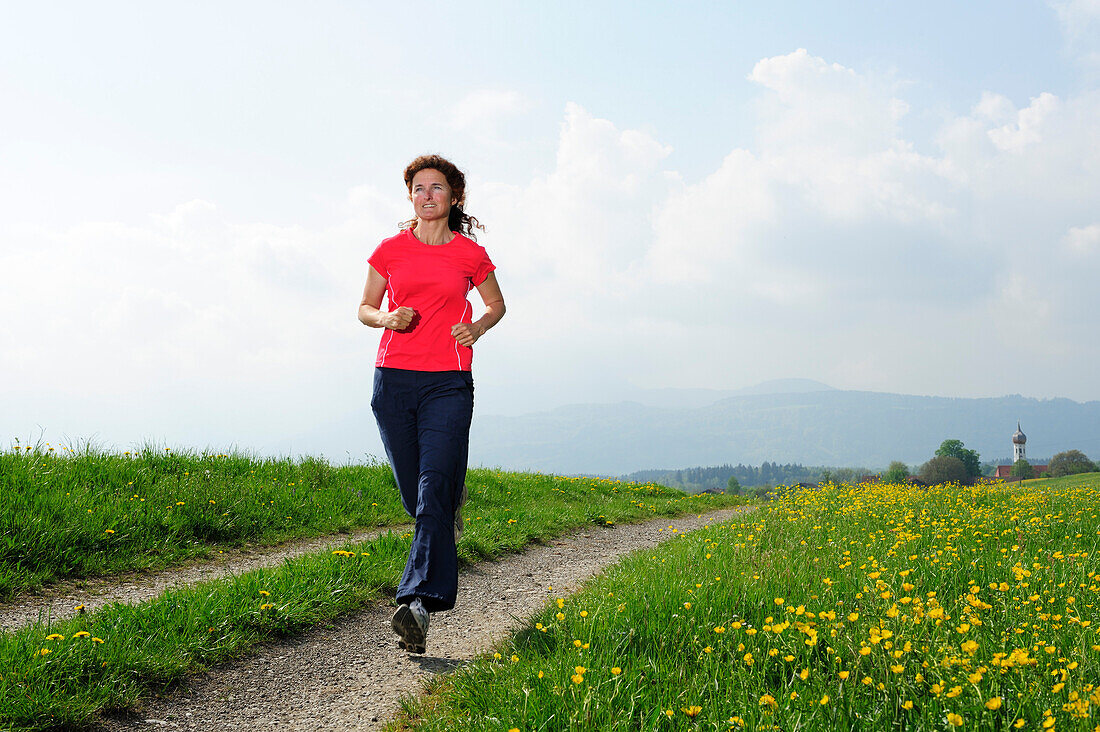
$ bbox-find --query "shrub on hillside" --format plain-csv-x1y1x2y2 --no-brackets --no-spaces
1048,450,1097,477
1011,459,1035,479
919,456,969,485
935,439,982,479
881,461,909,484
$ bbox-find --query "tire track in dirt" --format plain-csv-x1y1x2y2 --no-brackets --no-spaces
93,506,755,731
0,525,411,633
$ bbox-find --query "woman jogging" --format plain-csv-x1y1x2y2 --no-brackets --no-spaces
358,154,505,653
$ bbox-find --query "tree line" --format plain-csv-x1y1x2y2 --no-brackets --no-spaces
621,443,1098,494
621,462,871,494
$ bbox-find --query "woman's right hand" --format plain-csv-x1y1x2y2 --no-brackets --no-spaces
384,306,416,331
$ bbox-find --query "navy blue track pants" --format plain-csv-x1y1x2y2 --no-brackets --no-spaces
371,367,473,613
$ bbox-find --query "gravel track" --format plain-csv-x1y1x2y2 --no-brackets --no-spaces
93,506,754,731
0,525,411,632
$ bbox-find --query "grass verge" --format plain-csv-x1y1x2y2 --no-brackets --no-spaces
0,444,408,597
390,474,1100,731
0,461,747,730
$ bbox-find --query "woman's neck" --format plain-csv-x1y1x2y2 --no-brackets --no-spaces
413,218,454,246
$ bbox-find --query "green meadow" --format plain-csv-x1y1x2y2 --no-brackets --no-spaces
0,445,745,730
392,474,1100,731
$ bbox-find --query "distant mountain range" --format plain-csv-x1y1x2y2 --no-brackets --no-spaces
467,381,1100,475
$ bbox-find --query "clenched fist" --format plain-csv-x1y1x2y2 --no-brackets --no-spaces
385,307,416,331
451,322,485,347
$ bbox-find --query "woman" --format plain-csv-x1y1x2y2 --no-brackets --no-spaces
358,154,505,654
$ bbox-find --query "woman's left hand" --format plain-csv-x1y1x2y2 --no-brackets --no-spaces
452,273,505,348
451,322,485,347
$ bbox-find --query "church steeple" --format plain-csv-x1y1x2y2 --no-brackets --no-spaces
1012,421,1027,463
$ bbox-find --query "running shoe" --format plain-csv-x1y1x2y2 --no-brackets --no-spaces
392,597,429,653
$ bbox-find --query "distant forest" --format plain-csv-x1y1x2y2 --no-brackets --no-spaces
621,462,872,494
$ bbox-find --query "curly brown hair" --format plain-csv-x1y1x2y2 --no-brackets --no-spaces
401,154,484,240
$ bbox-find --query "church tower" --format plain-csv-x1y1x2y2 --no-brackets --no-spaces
1012,421,1027,462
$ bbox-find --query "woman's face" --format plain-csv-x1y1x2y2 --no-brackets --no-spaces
409,168,456,222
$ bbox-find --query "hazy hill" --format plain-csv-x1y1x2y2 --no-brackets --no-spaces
468,387,1100,475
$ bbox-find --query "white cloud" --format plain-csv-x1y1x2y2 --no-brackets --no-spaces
1049,0,1100,39
475,51,1100,404
987,92,1060,152
1064,222,1100,253
1049,0,1100,73
0,195,397,449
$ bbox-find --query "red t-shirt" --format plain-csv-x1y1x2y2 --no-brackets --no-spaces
368,228,496,372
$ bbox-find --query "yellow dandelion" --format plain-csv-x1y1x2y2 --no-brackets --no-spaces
986,697,1003,711
682,706,702,717
37,648,51,656
612,667,621,675
45,634,65,641
820,694,830,706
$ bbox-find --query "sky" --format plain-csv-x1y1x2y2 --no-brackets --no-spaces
2,1,1099,460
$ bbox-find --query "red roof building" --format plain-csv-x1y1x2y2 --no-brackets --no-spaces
994,464,1048,479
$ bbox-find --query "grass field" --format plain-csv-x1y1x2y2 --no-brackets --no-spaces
0,445,746,730
392,474,1100,731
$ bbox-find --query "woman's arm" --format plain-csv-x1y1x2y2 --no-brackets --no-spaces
451,272,505,347
358,266,415,330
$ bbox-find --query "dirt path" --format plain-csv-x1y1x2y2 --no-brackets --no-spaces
0,525,410,632
94,506,753,731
